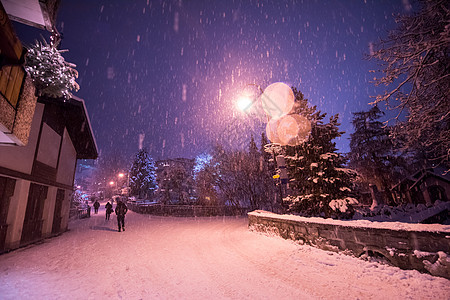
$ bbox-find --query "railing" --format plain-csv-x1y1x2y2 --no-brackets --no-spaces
77,207,91,219
128,203,250,217
69,207,91,219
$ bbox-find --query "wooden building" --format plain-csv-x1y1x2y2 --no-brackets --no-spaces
391,167,450,206
0,0,98,252
0,96,97,252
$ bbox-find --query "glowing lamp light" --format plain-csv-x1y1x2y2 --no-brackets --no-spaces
118,173,125,178
277,114,311,146
261,82,294,119
267,114,311,146
236,95,253,112
109,181,115,186
266,118,282,144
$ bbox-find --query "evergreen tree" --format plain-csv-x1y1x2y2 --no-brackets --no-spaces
283,89,357,218
25,40,79,99
348,106,407,204
129,149,156,199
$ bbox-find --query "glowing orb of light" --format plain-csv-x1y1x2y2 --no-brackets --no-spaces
261,82,295,119
277,114,311,146
266,118,282,144
236,95,253,112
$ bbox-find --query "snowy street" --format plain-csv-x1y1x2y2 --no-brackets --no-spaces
0,203,449,300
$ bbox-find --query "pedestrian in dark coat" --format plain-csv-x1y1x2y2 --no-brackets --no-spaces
105,201,113,220
115,201,128,232
93,200,100,214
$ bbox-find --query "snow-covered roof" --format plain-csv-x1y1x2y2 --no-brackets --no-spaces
409,171,450,190
392,167,450,191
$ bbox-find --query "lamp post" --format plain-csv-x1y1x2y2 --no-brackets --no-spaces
109,180,116,192
117,172,130,196
235,83,291,212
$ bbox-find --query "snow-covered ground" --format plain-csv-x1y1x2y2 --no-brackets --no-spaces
0,203,449,300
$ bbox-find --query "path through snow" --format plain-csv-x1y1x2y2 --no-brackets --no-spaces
0,203,449,299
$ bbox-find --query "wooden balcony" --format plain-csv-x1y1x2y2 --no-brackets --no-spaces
0,2,37,146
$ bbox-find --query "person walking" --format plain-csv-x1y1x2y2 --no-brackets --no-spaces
115,201,128,232
105,201,113,220
93,200,100,214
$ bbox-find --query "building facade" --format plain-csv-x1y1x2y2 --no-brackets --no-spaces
0,96,97,252
0,0,98,252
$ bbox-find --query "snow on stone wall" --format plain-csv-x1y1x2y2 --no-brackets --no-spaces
248,210,450,279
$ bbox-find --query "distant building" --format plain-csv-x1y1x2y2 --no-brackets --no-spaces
155,158,195,177
0,1,98,253
155,158,196,204
391,167,450,206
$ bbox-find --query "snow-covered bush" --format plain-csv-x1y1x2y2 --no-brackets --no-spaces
329,197,358,218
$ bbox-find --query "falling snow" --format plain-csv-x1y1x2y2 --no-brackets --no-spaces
13,0,410,160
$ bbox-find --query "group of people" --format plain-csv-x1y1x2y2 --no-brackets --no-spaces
92,199,128,232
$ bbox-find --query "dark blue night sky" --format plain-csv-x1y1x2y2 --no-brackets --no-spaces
16,0,411,162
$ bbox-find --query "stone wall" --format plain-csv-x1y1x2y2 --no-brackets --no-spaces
248,210,450,279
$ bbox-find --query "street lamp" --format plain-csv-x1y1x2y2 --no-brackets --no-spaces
119,172,130,195
235,82,306,211
236,82,310,147
236,95,253,112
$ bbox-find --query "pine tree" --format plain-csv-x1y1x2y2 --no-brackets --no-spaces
129,149,156,199
25,40,79,99
348,106,407,204
283,89,357,218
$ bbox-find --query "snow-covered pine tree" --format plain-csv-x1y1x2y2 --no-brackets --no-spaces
348,106,408,204
129,149,156,199
284,89,357,218
25,40,79,99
